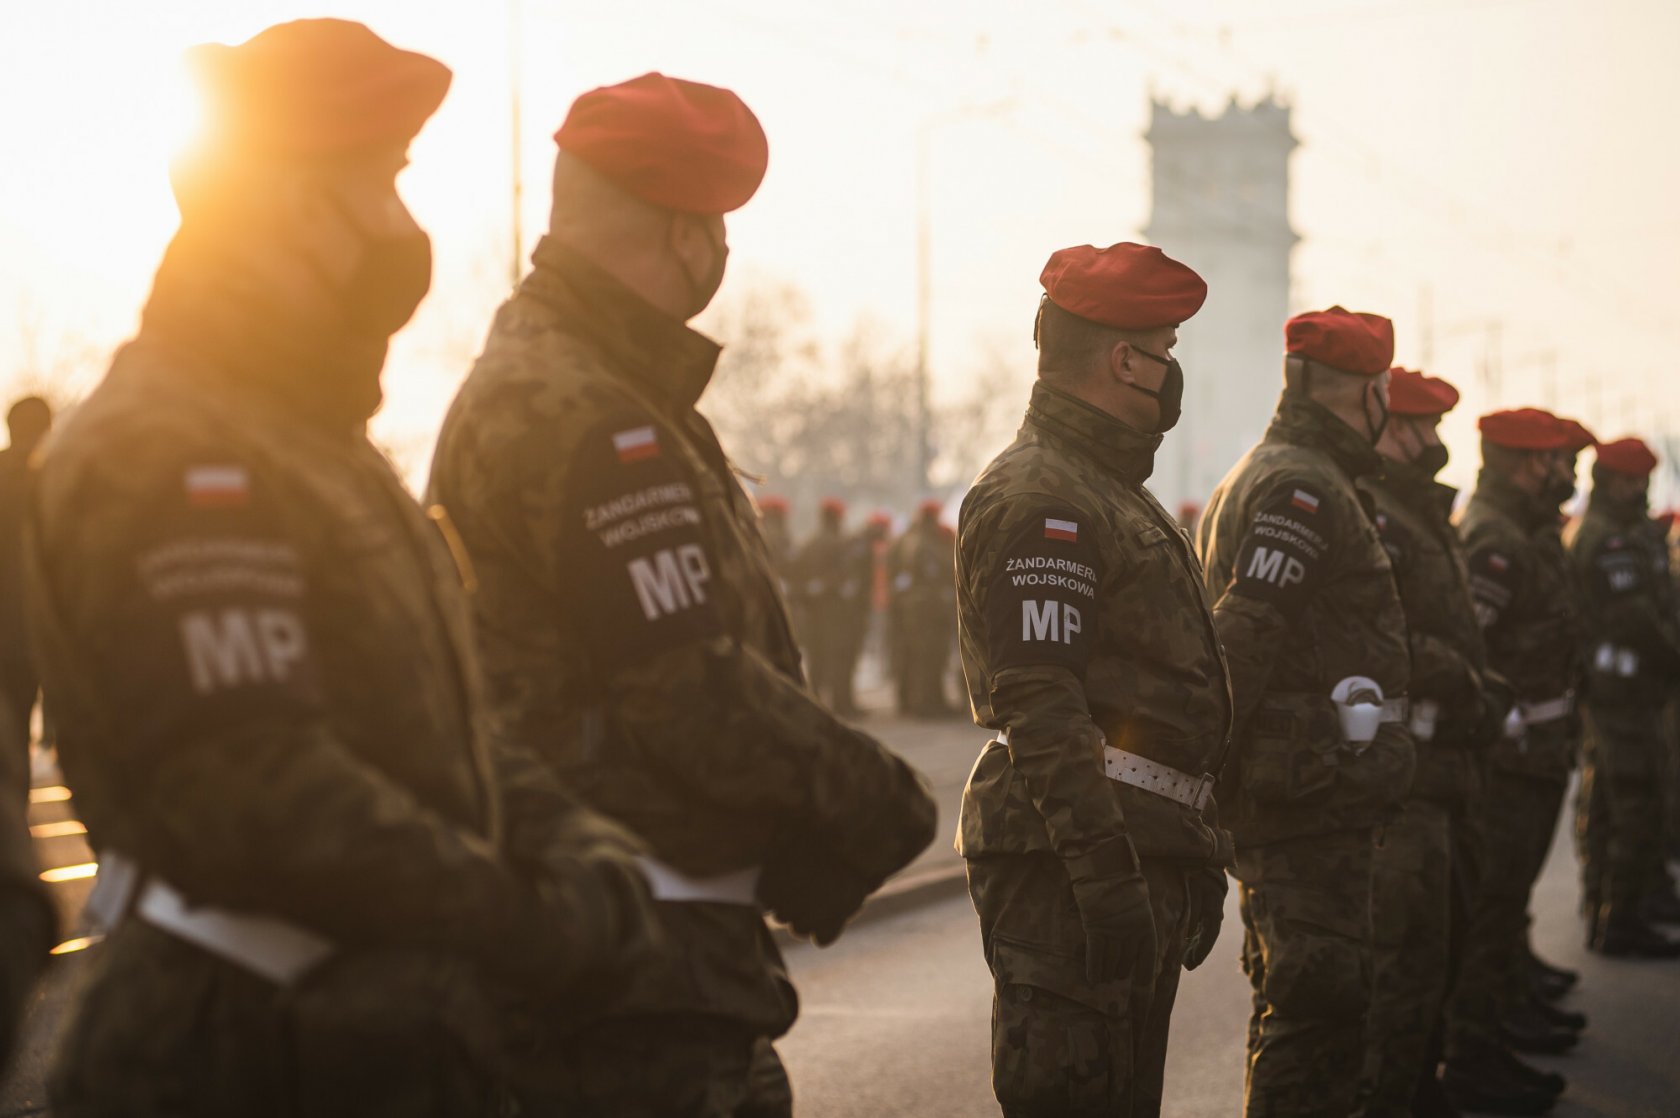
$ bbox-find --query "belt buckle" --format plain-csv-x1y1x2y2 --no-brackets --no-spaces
1189,773,1215,812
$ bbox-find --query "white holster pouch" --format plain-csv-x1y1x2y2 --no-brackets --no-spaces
89,850,335,986
1331,676,1401,751
635,854,762,906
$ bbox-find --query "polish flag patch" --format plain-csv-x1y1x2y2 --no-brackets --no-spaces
185,465,250,508
1044,518,1078,542
1290,489,1320,514
613,426,660,464
1487,553,1509,572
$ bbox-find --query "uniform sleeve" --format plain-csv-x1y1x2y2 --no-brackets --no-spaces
963,496,1127,863
1465,542,1522,634
34,448,536,959
1580,534,1680,669
1377,512,1481,710
1208,477,1338,723
557,416,935,885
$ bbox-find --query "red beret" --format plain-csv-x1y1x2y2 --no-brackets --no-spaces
918,498,945,517
1285,307,1395,376
556,72,768,214
1595,437,1658,477
1552,415,1597,454
1039,243,1207,330
185,20,451,157
756,495,788,515
1387,368,1460,417
867,511,893,529
819,497,847,516
1479,408,1570,451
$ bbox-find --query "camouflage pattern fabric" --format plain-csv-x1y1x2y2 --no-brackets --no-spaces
1196,390,1412,1117
0,687,52,1067
971,855,1191,1118
954,381,1232,1117
787,520,864,714
1196,391,1415,849
1237,830,1375,1118
1356,800,1452,1118
889,518,958,714
1567,494,1680,923
1354,463,1497,1116
27,333,657,1116
428,236,936,1107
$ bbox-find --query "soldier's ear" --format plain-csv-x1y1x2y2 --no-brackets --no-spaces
1108,340,1138,387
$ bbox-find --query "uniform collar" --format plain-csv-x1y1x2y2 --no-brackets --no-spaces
1585,489,1648,529
520,236,721,412
1023,381,1161,485
1472,468,1559,532
1378,457,1458,521
1263,390,1384,481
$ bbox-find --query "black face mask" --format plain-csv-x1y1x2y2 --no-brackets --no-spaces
1541,462,1576,508
1363,384,1390,446
341,230,433,338
1129,347,1183,433
1415,443,1450,478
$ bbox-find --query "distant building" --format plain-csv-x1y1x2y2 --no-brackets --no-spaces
1145,95,1297,509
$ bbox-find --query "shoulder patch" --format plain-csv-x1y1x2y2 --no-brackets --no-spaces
612,425,660,464
184,464,251,509
972,503,1102,675
1225,481,1332,622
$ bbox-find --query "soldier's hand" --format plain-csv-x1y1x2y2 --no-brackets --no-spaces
503,843,663,1004
757,832,876,947
1181,866,1228,971
1065,838,1155,985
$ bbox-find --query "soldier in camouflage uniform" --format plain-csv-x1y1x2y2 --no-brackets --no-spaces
889,501,958,716
1197,307,1416,1118
428,74,936,1117
957,242,1231,1118
791,499,859,715
1354,371,1512,1117
26,22,657,1118
1442,408,1596,1105
755,495,794,601
1567,437,1680,955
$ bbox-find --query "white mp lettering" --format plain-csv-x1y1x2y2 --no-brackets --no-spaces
180,607,309,693
629,543,712,620
1021,599,1081,644
1246,546,1284,583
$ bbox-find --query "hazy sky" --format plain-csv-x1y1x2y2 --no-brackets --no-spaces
2,0,1676,495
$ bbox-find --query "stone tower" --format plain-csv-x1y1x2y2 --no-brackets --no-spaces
1144,95,1297,513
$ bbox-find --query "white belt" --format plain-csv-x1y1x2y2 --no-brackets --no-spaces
1409,699,1441,742
1519,693,1574,725
994,729,1214,812
91,851,335,985
636,855,762,906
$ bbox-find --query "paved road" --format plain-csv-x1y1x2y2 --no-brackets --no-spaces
778,813,1680,1117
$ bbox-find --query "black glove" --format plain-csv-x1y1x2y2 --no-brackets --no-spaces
1065,838,1156,985
1182,866,1228,971
757,832,876,947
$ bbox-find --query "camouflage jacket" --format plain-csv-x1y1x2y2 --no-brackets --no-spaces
25,336,579,980
889,520,956,619
1361,463,1490,805
955,382,1232,867
1197,392,1415,846
1457,470,1584,781
789,522,863,624
1565,493,1680,708
427,238,935,1026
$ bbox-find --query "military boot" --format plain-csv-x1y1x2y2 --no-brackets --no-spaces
1499,999,1579,1055
1640,886,1680,925
1526,993,1586,1032
1596,913,1680,958
1441,1047,1559,1117
1524,946,1578,996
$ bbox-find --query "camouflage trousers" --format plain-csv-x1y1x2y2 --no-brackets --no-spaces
1577,702,1669,923
1445,768,1567,1056
52,922,505,1118
1236,829,1374,1118
968,853,1191,1118
1356,800,1452,1118
511,1015,792,1118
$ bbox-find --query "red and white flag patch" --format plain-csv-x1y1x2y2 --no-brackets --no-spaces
1487,553,1509,572
1043,517,1078,542
613,426,660,464
1290,489,1320,514
185,465,250,508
